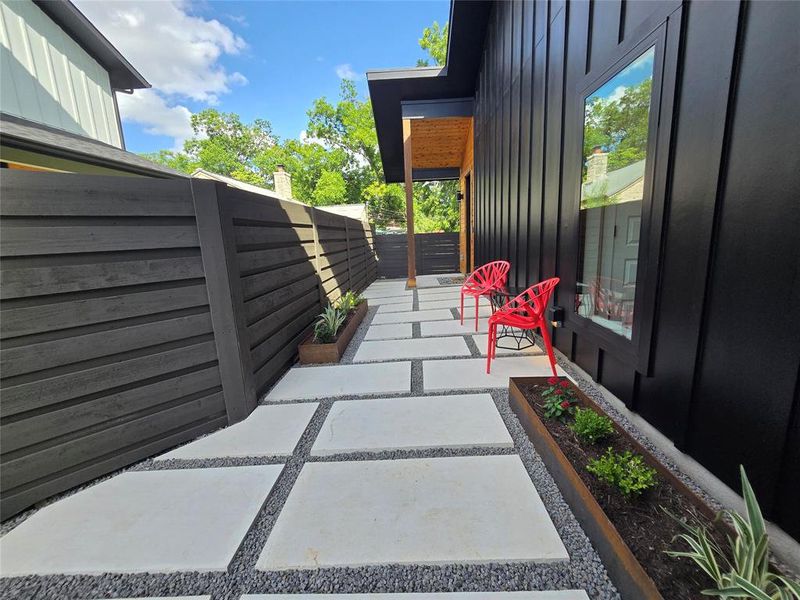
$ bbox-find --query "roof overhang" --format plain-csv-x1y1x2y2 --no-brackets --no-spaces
33,0,150,90
1,113,183,177
367,0,492,183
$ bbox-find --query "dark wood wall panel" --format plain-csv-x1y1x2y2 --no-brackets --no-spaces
473,0,800,538
0,173,377,520
221,190,377,395
0,172,225,520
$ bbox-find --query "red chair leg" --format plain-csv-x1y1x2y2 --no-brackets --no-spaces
475,295,479,331
460,292,464,325
486,323,494,373
539,323,558,377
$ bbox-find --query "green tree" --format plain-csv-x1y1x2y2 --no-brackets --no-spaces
583,78,652,173
306,80,382,180
312,170,348,206
414,180,459,232
416,21,448,66
141,20,462,232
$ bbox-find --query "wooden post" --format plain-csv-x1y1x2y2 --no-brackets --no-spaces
191,180,256,424
344,217,353,290
403,118,416,288
309,208,328,307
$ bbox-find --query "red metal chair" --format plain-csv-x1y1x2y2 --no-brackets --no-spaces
460,260,510,331
486,277,560,375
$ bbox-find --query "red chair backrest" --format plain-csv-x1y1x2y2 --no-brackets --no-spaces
465,260,510,292
500,277,560,325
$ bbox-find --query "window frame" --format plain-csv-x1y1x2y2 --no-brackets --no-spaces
561,20,679,375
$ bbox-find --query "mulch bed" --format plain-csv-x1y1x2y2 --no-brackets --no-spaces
518,381,727,600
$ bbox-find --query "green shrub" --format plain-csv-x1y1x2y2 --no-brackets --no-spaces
336,290,363,313
570,407,615,444
313,305,347,343
587,448,657,498
665,466,800,598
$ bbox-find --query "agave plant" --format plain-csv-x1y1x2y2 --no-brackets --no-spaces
313,305,347,343
666,466,800,599
336,290,363,313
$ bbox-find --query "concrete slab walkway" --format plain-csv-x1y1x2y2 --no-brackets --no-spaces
0,277,616,600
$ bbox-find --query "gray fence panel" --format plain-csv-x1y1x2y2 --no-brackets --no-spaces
217,187,377,396
375,232,460,278
0,172,227,520
0,171,378,520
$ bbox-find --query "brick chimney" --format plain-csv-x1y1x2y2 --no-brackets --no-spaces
585,146,608,182
274,164,293,199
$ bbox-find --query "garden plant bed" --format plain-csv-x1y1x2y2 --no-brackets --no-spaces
509,377,731,600
298,300,368,364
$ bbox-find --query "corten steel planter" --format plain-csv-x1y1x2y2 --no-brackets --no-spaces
509,377,727,600
298,300,368,364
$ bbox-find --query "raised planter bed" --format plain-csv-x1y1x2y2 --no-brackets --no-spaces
509,376,731,600
298,300,368,364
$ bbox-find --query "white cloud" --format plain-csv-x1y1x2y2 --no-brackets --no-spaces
73,0,248,148
335,63,360,81
607,85,628,103
299,129,327,147
619,48,655,77
116,90,194,151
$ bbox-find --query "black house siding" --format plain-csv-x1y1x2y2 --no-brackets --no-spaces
473,0,800,538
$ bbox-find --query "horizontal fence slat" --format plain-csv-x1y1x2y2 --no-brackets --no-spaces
1,340,219,417
234,224,315,249
1,366,221,454
1,283,210,339
244,275,319,325
0,173,195,217
1,391,226,491
1,225,199,256
0,255,205,300
0,312,213,378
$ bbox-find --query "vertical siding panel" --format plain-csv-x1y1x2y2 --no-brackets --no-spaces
687,0,800,515
516,0,535,290
637,0,741,443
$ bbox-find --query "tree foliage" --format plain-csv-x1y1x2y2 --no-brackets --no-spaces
583,78,652,173
142,20,460,232
416,21,448,67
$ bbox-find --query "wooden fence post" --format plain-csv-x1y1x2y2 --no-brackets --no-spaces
191,180,256,424
309,207,328,307
344,217,353,290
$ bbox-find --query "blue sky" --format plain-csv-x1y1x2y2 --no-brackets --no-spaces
76,0,449,154
589,46,654,104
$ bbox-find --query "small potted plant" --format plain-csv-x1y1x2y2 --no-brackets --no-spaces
298,291,368,364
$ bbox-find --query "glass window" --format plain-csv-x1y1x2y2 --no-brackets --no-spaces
576,47,655,340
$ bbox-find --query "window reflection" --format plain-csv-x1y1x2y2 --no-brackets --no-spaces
576,47,655,340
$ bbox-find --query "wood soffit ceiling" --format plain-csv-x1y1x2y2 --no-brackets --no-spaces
410,117,471,169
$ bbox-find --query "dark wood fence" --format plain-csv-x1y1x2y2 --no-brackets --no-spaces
375,232,460,278
0,171,376,519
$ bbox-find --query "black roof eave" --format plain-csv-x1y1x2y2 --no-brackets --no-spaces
33,0,150,90
367,0,492,184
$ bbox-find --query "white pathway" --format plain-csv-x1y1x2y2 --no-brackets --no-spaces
0,276,590,599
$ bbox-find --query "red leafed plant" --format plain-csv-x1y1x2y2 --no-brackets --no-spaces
542,376,577,420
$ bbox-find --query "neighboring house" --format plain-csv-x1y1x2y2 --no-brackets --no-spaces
369,0,800,543
317,203,369,226
581,150,645,207
192,167,307,206
0,0,180,177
